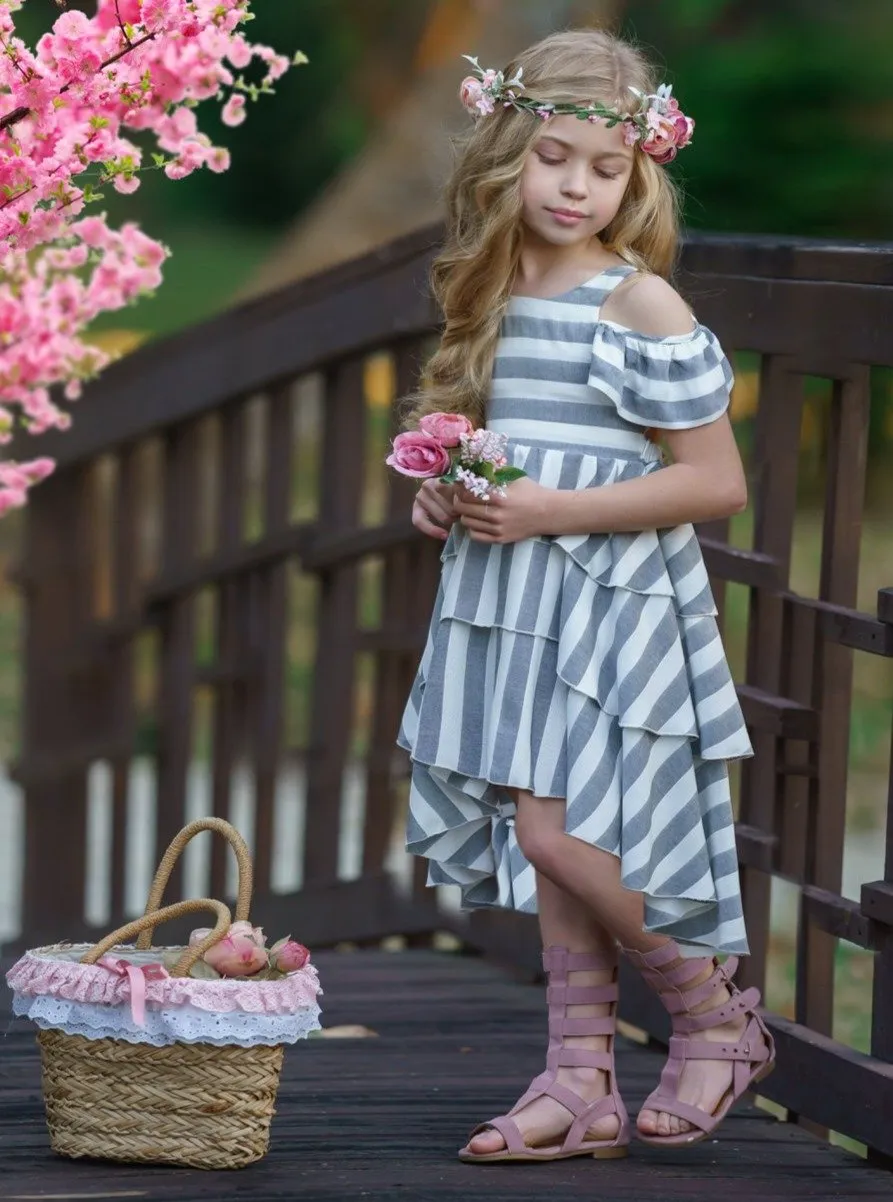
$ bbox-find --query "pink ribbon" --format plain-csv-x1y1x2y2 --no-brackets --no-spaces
97,957,169,1027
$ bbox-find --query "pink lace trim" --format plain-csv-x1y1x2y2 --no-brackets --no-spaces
5,946,322,1014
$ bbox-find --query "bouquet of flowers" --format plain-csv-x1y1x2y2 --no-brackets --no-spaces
386,412,526,500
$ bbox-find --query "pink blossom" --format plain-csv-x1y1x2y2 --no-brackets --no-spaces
419,412,474,448
207,147,231,173
53,10,92,40
622,121,642,146
113,174,141,195
459,76,484,115
386,431,452,479
269,938,310,973
227,37,253,69
221,94,247,126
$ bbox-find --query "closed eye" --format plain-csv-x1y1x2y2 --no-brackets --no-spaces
536,153,564,166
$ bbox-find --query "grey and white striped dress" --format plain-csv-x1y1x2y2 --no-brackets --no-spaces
397,264,753,956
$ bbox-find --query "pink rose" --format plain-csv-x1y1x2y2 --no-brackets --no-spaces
228,920,266,946
189,920,268,977
386,431,451,479
640,107,694,163
418,412,474,448
459,76,484,114
642,113,680,163
269,938,310,973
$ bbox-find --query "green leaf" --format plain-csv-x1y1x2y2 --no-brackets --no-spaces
493,466,527,485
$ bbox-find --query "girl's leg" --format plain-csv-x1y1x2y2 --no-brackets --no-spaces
514,789,770,1139
465,870,623,1155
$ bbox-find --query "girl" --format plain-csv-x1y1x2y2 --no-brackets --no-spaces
397,28,774,1163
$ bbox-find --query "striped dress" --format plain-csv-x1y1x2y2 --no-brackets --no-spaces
397,264,753,956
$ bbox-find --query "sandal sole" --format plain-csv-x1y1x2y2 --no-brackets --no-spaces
458,1144,629,1164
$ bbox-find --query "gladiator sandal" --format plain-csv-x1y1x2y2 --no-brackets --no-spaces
458,946,630,1163
623,941,776,1147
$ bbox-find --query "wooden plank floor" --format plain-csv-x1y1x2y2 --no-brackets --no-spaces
2,948,892,1201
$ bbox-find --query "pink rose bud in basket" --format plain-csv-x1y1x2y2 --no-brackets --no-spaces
189,922,268,977
386,430,451,478
269,937,310,973
418,412,475,448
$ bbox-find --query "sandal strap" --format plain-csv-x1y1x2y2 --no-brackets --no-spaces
562,1094,623,1153
669,1032,773,1063
542,1080,593,1118
553,1048,614,1071
673,987,759,1033
468,1114,528,1155
547,982,618,1006
624,941,680,970
543,946,617,974
641,1090,718,1134
559,1016,616,1037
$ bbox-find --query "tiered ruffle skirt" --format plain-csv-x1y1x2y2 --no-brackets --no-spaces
397,445,753,955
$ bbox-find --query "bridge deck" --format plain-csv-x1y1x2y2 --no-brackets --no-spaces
2,948,891,1201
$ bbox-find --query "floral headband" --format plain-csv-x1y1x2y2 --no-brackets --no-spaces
459,55,694,165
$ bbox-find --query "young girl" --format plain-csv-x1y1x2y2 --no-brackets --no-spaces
397,28,774,1163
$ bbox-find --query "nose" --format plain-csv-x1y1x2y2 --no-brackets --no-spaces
559,163,588,202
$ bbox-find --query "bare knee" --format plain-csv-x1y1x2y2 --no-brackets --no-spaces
514,802,564,871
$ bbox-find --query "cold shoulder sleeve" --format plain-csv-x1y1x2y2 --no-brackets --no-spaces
589,321,734,429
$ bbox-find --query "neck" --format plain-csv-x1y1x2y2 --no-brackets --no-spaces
514,234,613,293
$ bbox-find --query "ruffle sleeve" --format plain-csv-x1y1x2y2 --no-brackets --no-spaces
589,320,734,430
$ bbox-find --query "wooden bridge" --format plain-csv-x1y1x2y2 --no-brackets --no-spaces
2,228,893,1197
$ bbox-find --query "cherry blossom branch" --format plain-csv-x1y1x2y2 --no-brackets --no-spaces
0,30,159,132
0,0,301,513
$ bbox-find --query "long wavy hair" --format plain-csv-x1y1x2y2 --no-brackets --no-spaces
404,29,681,429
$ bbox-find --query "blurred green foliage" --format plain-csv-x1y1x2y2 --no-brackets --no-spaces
624,0,893,239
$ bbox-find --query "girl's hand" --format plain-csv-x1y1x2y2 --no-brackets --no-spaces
454,477,553,544
412,478,457,541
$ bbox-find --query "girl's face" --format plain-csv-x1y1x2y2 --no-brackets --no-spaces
519,114,636,249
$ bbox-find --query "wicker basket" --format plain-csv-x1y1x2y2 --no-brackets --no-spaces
16,818,312,1170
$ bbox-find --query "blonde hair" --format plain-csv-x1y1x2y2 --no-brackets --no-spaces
405,29,680,429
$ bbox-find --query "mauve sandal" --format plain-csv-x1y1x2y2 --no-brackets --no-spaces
458,945,630,1163
623,941,776,1147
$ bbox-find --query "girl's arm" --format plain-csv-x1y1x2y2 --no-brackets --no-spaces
541,417,747,535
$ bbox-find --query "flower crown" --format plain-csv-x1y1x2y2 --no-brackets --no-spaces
459,55,694,165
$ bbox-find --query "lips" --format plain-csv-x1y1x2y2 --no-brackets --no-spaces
548,208,587,219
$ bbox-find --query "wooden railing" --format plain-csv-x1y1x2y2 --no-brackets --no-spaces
8,228,893,1159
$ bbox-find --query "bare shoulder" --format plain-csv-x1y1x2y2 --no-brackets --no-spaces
603,272,696,338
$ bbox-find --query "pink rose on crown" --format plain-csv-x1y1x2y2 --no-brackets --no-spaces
418,412,474,447
459,76,484,115
641,108,694,164
386,430,451,478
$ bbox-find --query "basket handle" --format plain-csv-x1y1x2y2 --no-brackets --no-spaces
136,818,253,950
81,898,233,978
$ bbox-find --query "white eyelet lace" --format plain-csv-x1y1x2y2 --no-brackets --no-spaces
12,993,322,1047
